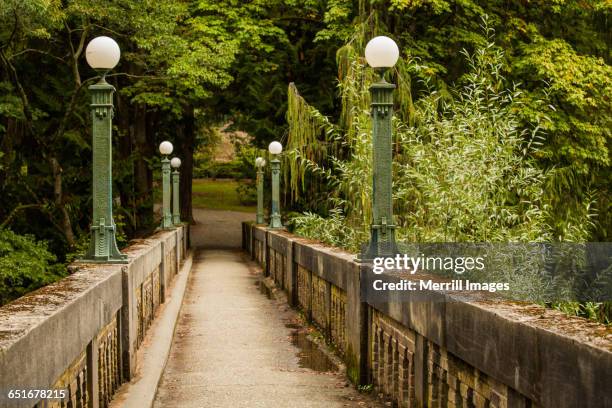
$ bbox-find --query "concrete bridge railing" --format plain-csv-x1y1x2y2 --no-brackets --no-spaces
0,225,190,408
243,222,612,408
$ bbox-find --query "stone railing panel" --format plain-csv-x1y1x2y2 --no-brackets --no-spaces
0,264,123,408
371,309,417,407
243,222,612,408
97,316,121,408
310,274,329,333
330,284,347,354
297,265,312,317
44,349,88,408
0,225,190,408
249,224,367,384
253,227,267,267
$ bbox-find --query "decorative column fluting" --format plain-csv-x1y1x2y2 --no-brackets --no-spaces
159,141,174,229
82,77,128,263
255,157,266,224
171,157,181,225
268,142,283,229
363,36,400,259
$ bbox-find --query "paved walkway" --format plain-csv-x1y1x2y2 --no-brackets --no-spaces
153,209,380,407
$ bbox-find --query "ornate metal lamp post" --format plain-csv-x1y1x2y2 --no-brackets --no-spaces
81,36,127,263
363,36,399,258
255,157,266,224
170,157,182,225
159,141,174,229
268,142,283,229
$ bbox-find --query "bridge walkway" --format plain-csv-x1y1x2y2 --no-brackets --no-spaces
153,209,379,407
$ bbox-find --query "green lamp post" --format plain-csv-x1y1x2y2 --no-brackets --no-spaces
159,141,174,229
363,36,400,259
81,36,128,263
268,141,283,229
255,156,266,224
170,157,181,225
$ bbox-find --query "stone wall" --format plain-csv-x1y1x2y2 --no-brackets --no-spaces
243,222,612,408
0,225,190,408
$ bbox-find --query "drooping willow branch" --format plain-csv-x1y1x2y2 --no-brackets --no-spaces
285,82,339,202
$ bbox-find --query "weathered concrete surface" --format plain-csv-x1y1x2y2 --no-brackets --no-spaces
248,224,612,408
153,249,381,407
109,251,193,408
190,208,254,249
0,226,189,408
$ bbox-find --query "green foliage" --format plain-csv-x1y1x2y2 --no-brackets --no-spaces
289,209,367,251
0,229,66,305
194,162,243,179
288,36,561,250
286,12,610,323
232,137,260,179
1,0,610,311
513,37,612,240
554,301,611,325
236,181,258,206
191,179,255,212
357,384,374,394
394,44,554,243
306,0,612,240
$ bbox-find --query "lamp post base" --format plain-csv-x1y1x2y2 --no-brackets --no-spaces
269,214,283,229
78,255,129,264
80,222,128,264
160,213,174,230
356,223,397,262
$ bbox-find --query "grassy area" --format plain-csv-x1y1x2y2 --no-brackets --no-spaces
192,178,255,213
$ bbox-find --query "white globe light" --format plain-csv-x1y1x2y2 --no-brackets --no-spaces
268,141,283,155
170,157,181,168
85,36,121,70
365,36,399,68
255,157,266,167
159,141,173,156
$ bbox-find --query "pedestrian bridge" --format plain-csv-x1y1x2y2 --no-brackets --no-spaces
0,210,610,408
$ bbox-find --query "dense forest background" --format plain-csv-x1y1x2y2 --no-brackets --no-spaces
0,0,610,305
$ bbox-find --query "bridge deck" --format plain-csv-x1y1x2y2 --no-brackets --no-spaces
153,210,378,407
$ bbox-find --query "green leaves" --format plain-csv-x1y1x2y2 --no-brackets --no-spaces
395,45,553,243
0,229,66,305
516,38,611,169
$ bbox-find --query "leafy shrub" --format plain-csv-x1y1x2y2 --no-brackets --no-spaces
194,161,243,179
236,180,257,205
287,35,559,248
0,229,67,305
289,209,367,252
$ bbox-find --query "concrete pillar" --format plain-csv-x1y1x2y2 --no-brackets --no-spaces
344,262,369,385
86,338,99,408
413,334,428,405
175,229,180,275
120,265,136,380
160,241,167,303
285,241,297,306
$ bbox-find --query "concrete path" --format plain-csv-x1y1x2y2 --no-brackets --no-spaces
153,208,380,407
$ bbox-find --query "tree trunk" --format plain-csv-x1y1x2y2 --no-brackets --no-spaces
133,104,154,229
180,105,195,223
50,157,76,248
